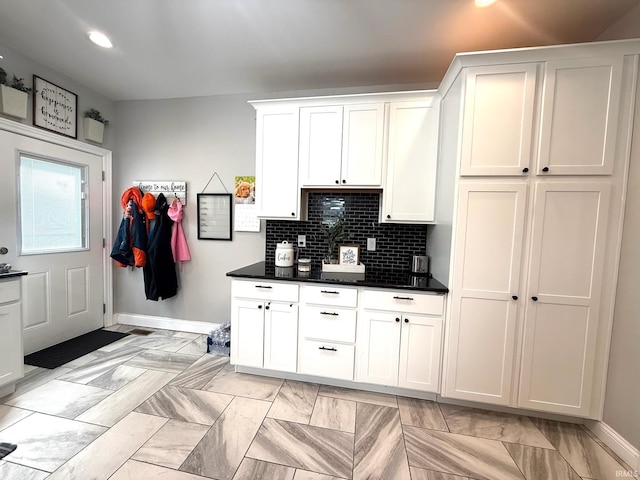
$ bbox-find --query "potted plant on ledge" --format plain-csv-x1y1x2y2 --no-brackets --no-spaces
0,68,33,120
83,108,109,144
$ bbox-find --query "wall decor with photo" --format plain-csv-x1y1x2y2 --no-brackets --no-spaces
233,175,260,232
32,75,77,138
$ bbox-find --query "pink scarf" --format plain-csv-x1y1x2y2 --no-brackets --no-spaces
167,198,191,270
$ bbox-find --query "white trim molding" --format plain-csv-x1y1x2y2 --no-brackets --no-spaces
114,313,219,335
585,420,640,474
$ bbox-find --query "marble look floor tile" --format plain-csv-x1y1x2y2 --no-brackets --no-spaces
124,349,200,373
76,369,176,427
317,385,398,408
22,364,39,375
409,468,470,480
246,418,354,479
203,367,283,401
309,395,356,433
87,364,147,390
293,471,344,480
177,335,209,356
47,412,167,480
112,459,212,480
404,426,525,480
354,403,410,480
127,334,194,352
181,396,271,480
57,346,145,384
580,424,637,474
174,331,201,340
439,404,554,449
0,412,105,471
530,418,627,479
397,397,448,431
0,366,73,403
170,354,229,389
103,324,138,333
135,385,233,425
62,352,98,368
232,457,296,480
132,419,209,469
268,380,320,424
5,379,112,418
0,404,33,431
0,461,49,480
503,443,581,480
96,335,139,353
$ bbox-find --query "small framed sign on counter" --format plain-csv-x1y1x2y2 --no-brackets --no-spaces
197,193,232,240
32,75,77,138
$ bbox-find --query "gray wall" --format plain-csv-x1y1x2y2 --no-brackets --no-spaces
596,16,640,450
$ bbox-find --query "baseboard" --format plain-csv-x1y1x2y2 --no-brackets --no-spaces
585,420,640,473
114,313,219,335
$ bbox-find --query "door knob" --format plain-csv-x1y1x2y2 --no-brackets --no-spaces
0,247,7,255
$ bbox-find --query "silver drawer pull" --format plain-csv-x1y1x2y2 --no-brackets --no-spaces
393,296,414,301
255,285,273,289
321,290,340,294
319,346,337,351
320,311,339,316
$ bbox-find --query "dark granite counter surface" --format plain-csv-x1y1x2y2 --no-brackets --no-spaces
227,261,448,293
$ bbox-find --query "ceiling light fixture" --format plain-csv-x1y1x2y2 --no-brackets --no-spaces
88,31,113,48
475,0,497,7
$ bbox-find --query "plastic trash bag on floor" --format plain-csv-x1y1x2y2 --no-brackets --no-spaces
207,322,230,356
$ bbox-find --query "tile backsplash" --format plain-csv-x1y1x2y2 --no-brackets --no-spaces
265,192,428,270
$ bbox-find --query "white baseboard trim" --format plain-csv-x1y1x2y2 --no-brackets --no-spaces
114,313,219,335
585,420,640,473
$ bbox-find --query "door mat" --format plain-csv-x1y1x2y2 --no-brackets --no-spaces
24,329,129,369
0,443,17,460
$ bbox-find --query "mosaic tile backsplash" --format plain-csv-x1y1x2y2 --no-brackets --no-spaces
265,192,428,271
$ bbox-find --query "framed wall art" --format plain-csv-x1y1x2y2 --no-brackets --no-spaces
197,193,232,240
32,75,78,138
339,244,360,265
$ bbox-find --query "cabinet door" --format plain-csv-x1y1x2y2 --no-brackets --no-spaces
383,99,440,223
299,106,343,187
230,299,264,368
398,314,442,392
0,302,22,387
341,103,385,186
264,302,298,373
444,183,528,405
518,182,610,416
537,57,623,175
357,311,401,386
460,64,537,176
255,107,300,219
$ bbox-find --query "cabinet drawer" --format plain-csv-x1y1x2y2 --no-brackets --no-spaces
0,279,20,304
301,284,358,308
362,289,444,315
299,305,356,343
232,280,298,302
298,339,354,380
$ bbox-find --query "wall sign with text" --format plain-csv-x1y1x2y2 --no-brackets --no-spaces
33,75,78,138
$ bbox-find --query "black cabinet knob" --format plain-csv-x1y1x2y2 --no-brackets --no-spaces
291,212,295,216
335,180,339,184
531,296,538,301
386,215,391,219
342,179,346,184
522,168,529,173
512,295,518,300
395,317,400,323
258,305,263,309
404,318,409,323
265,305,270,310
542,167,549,172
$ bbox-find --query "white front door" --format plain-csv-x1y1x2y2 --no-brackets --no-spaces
0,130,105,355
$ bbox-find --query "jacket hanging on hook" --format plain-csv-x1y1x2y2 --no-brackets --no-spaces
110,187,147,268
168,197,191,270
144,193,178,301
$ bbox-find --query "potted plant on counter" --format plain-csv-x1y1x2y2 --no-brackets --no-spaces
83,108,109,144
0,68,33,120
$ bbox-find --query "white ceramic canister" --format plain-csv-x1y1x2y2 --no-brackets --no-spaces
275,241,294,267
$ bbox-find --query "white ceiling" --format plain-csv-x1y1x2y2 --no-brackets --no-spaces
0,0,638,101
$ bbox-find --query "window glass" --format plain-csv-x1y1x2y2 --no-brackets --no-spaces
19,154,88,254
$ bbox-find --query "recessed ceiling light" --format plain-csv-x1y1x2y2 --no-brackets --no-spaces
88,31,113,48
475,0,497,7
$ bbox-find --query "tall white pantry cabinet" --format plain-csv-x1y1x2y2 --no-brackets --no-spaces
439,41,640,419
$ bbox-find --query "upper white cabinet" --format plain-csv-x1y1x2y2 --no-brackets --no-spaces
382,97,440,223
537,57,623,176
253,105,301,219
460,64,538,176
299,103,385,187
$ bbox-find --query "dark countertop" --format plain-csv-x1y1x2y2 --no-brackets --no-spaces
0,270,28,280
227,261,448,293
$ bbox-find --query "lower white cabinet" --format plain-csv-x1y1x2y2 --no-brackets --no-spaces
0,278,24,389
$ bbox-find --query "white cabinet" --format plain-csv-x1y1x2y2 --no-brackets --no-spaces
0,278,24,389
253,105,301,219
263,302,299,372
358,289,444,393
299,103,385,187
382,98,440,223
